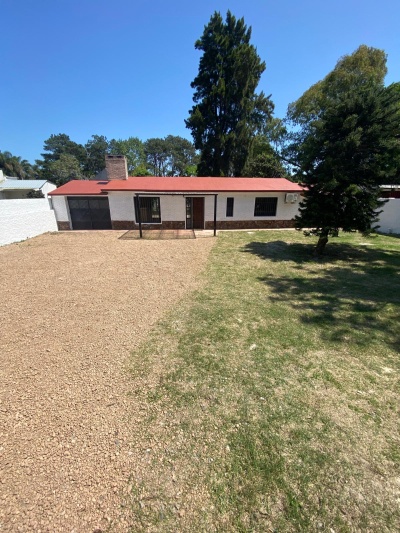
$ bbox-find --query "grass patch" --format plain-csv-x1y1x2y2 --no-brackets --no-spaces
129,230,400,532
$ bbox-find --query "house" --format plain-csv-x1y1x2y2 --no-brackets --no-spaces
0,170,56,199
378,184,400,234
380,184,400,199
49,155,303,233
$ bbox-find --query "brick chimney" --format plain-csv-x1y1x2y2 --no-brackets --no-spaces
105,155,128,180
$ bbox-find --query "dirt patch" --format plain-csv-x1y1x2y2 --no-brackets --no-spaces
0,231,214,532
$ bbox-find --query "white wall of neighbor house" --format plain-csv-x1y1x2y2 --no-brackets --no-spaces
51,196,70,223
41,182,57,198
0,199,57,246
204,192,300,221
0,190,34,199
377,198,400,234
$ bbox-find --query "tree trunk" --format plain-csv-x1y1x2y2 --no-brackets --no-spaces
315,233,329,256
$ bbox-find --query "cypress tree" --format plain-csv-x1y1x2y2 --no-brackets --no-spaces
185,11,273,176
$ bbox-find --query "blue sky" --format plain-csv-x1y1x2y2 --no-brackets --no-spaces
1,0,399,163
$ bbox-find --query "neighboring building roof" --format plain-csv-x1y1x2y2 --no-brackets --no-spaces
0,179,50,190
49,177,303,196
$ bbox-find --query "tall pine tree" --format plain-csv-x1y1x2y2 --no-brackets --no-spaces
185,11,273,177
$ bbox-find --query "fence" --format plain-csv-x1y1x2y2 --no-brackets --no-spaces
0,199,57,246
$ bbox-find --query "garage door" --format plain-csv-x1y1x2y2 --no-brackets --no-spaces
68,197,112,230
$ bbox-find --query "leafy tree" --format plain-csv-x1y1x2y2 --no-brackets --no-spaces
144,138,169,176
37,133,86,181
49,154,84,186
109,137,147,174
289,82,400,255
182,164,198,177
185,11,273,176
164,135,198,176
84,135,109,176
143,136,198,176
244,136,288,177
285,45,400,255
388,82,400,183
287,45,388,126
27,190,45,198
40,133,86,164
0,150,36,179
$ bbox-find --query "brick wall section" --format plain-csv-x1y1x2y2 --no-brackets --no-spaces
105,155,128,180
114,220,295,230
111,221,135,230
205,220,296,230
57,221,71,230
381,191,400,198
112,221,185,230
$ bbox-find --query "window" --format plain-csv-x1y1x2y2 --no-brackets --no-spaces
254,197,278,217
134,196,161,223
226,197,234,217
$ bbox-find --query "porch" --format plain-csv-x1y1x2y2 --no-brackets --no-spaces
119,229,216,240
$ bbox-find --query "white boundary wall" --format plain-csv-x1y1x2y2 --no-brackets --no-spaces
377,198,400,234
0,199,57,246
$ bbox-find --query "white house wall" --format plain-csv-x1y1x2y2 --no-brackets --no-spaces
109,192,299,224
160,195,186,222
108,192,135,222
108,192,187,225
377,198,400,234
205,192,299,222
52,196,70,225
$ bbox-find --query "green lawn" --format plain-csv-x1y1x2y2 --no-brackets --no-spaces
129,230,400,532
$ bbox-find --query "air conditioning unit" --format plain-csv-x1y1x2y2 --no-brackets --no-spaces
285,193,298,203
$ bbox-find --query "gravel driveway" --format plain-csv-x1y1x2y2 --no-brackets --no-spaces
0,231,214,532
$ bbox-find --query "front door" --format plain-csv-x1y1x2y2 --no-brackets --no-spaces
186,197,204,229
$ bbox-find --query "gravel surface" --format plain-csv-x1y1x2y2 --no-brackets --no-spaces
0,231,214,532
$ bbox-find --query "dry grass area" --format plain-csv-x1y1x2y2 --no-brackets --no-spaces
0,231,214,532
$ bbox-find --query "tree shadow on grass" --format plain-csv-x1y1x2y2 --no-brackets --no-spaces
243,235,397,264
242,240,400,351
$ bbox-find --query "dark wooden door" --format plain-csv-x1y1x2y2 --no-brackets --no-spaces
192,197,204,229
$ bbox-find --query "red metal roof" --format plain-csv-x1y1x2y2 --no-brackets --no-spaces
49,177,303,196
48,180,109,196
